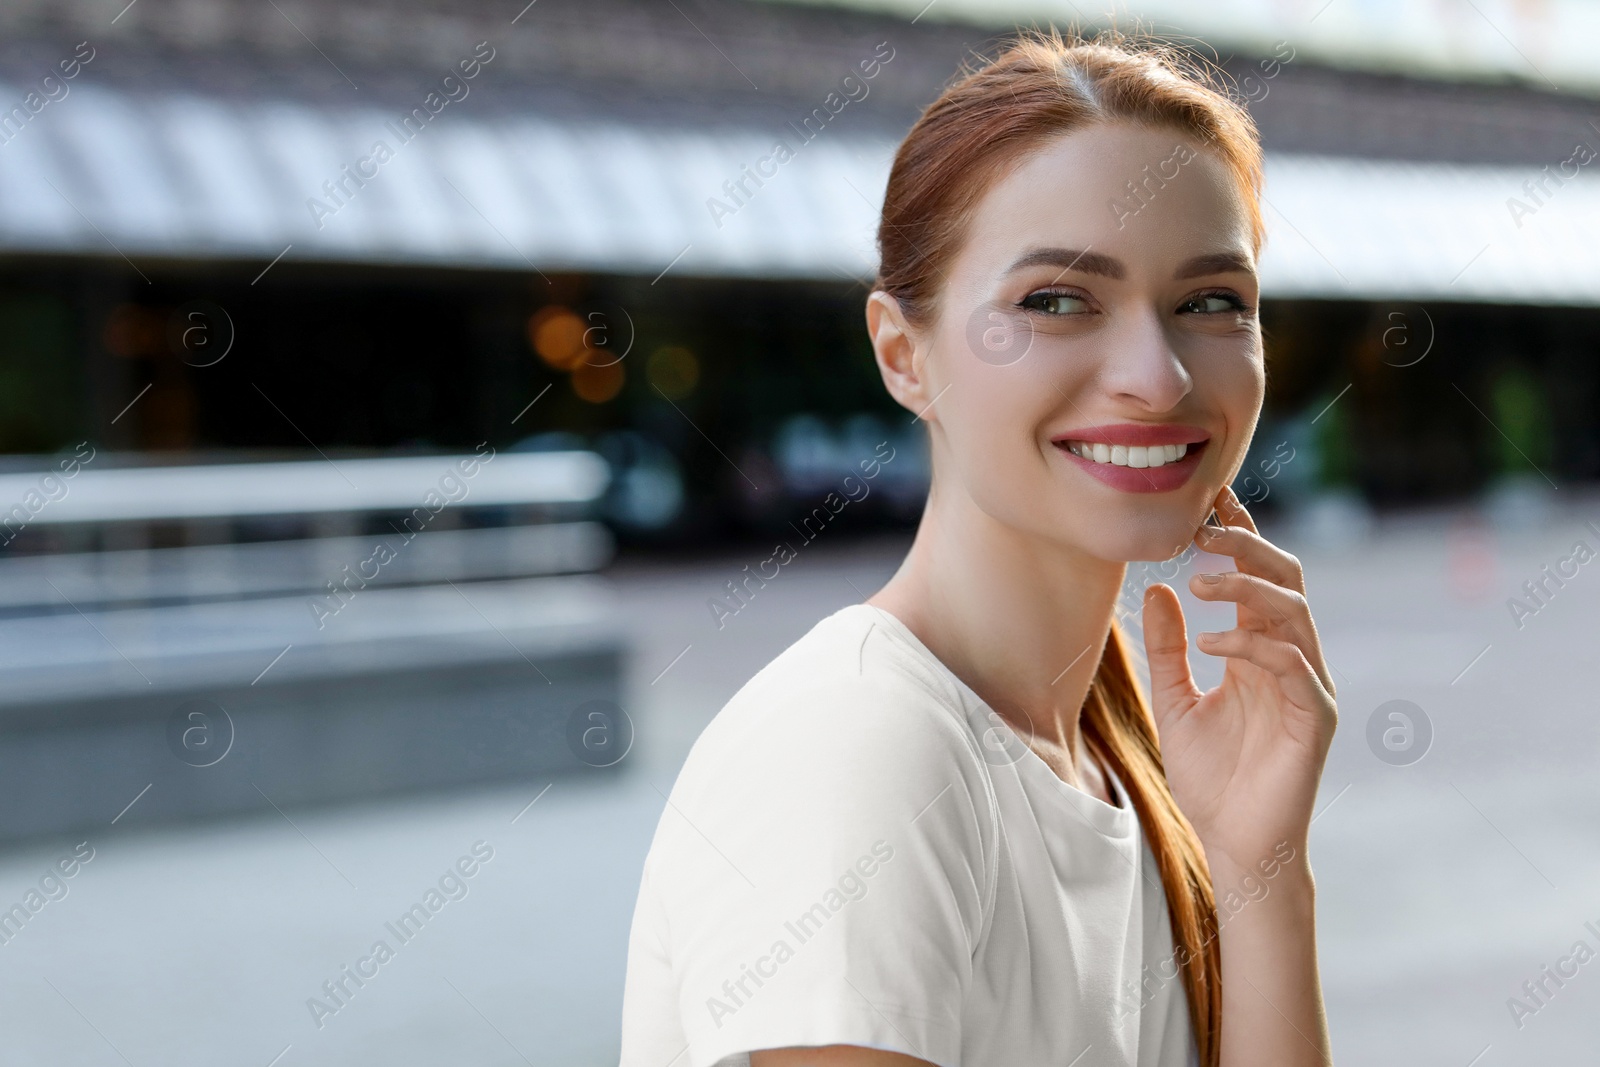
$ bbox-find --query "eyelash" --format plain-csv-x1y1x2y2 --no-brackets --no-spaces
1016,288,1255,316
1185,289,1254,315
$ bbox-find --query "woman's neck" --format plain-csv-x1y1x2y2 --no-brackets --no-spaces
867,476,1128,786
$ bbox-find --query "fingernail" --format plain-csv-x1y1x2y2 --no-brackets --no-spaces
1198,631,1220,643
1198,525,1224,542
1197,572,1222,585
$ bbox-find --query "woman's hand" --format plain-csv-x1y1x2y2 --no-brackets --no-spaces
1140,485,1338,875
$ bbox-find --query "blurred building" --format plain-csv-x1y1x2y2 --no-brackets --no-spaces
0,0,1597,542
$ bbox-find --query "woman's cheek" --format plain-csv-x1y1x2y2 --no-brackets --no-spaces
1200,344,1265,472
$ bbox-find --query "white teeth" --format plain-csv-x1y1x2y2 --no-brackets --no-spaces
1065,440,1191,467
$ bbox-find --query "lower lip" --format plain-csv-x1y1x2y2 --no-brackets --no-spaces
1053,441,1206,493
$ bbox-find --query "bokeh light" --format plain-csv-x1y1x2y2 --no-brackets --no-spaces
646,344,699,400
572,358,625,402
529,306,589,371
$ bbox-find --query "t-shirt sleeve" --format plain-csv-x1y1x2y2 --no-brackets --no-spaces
649,669,995,1067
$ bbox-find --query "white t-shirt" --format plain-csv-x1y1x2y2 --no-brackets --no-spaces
620,603,1197,1067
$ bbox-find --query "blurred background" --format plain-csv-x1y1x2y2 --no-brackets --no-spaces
0,0,1596,1063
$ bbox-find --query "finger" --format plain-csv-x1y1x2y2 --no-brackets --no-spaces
1142,584,1203,736
1214,483,1259,536
1199,488,1270,635
1190,570,1307,628
1193,522,1305,594
1194,627,1332,717
1189,570,1334,692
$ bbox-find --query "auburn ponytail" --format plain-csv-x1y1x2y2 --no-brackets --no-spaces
873,27,1266,1065
1083,621,1221,1064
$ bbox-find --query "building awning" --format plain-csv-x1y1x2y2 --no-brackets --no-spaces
0,81,1597,304
1258,152,1600,307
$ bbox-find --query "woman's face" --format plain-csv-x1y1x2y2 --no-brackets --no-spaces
887,121,1265,563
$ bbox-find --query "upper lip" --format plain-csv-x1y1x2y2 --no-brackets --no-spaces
1051,423,1212,447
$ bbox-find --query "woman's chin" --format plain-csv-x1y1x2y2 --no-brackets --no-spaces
985,483,1217,562
1063,515,1206,566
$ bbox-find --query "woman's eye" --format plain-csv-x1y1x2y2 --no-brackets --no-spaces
1019,291,1091,315
1181,292,1249,314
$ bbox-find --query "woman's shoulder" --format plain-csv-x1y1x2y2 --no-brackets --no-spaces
645,603,1002,965
661,604,994,830
695,603,975,763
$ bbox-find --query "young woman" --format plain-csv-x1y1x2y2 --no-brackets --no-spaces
621,30,1336,1067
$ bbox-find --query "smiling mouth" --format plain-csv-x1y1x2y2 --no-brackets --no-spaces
1049,427,1211,493
1056,440,1197,469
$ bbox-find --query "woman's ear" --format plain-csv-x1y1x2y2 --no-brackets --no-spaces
866,290,932,420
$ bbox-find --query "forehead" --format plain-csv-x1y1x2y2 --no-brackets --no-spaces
957,121,1255,275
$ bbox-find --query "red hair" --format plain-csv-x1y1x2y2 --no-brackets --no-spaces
874,28,1267,1066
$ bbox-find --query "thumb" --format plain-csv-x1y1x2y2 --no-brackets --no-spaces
1142,583,1201,735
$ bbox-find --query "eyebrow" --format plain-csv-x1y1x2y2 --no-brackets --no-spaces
1006,247,1257,281
1009,247,1125,279
1175,250,1258,280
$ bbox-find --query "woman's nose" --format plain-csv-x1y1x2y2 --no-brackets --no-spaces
1097,311,1193,412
